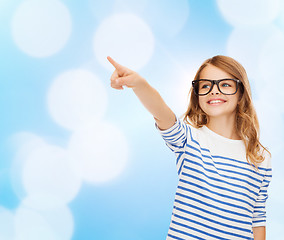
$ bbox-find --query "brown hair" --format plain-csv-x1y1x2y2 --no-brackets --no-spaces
181,55,271,171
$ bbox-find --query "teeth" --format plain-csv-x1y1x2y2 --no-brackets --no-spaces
209,100,223,104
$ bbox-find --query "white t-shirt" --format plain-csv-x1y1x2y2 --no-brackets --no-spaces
155,114,272,240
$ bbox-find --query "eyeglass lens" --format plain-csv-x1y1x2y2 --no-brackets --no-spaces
195,79,237,95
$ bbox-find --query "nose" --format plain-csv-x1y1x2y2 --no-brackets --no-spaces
210,83,220,95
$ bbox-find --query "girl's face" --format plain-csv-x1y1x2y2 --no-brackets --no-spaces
198,64,240,120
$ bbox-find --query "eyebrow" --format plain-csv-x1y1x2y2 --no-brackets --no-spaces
197,78,238,80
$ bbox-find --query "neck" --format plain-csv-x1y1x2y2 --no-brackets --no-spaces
206,114,241,140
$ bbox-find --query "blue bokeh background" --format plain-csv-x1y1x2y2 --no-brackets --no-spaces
1,0,284,239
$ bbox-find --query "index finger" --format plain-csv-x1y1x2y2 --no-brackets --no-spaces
107,56,122,70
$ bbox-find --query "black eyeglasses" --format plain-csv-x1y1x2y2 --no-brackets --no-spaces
192,78,242,96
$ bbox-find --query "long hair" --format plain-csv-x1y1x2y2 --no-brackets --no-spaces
181,55,271,171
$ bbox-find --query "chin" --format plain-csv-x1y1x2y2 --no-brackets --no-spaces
204,109,236,118
206,112,225,118
203,108,224,115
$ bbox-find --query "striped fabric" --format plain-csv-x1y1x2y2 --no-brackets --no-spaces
155,114,272,240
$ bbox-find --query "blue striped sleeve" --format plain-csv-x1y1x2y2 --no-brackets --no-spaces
252,158,272,227
154,114,187,154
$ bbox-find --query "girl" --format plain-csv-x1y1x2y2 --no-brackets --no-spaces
107,55,272,240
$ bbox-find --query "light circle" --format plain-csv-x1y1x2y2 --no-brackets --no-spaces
11,0,72,57
22,144,82,205
143,0,190,38
217,0,281,27
47,69,108,131
94,13,155,71
0,207,14,240
258,30,284,85
9,132,47,199
226,25,281,80
14,204,73,240
22,194,69,211
68,120,129,183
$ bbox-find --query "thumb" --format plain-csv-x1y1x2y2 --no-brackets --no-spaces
116,75,133,88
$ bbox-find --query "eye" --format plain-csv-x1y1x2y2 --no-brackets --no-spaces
221,81,232,87
201,84,210,89
199,81,211,89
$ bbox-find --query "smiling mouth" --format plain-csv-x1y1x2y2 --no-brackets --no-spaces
207,100,227,105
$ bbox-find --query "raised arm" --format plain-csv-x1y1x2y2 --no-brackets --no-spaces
107,56,176,130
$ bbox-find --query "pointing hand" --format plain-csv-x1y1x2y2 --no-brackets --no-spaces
107,56,146,90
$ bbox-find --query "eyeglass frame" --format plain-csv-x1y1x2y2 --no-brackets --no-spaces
192,78,242,96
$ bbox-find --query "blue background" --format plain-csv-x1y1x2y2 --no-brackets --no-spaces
0,0,284,239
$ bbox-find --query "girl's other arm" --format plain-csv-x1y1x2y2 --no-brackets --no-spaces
107,56,176,130
252,226,265,240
